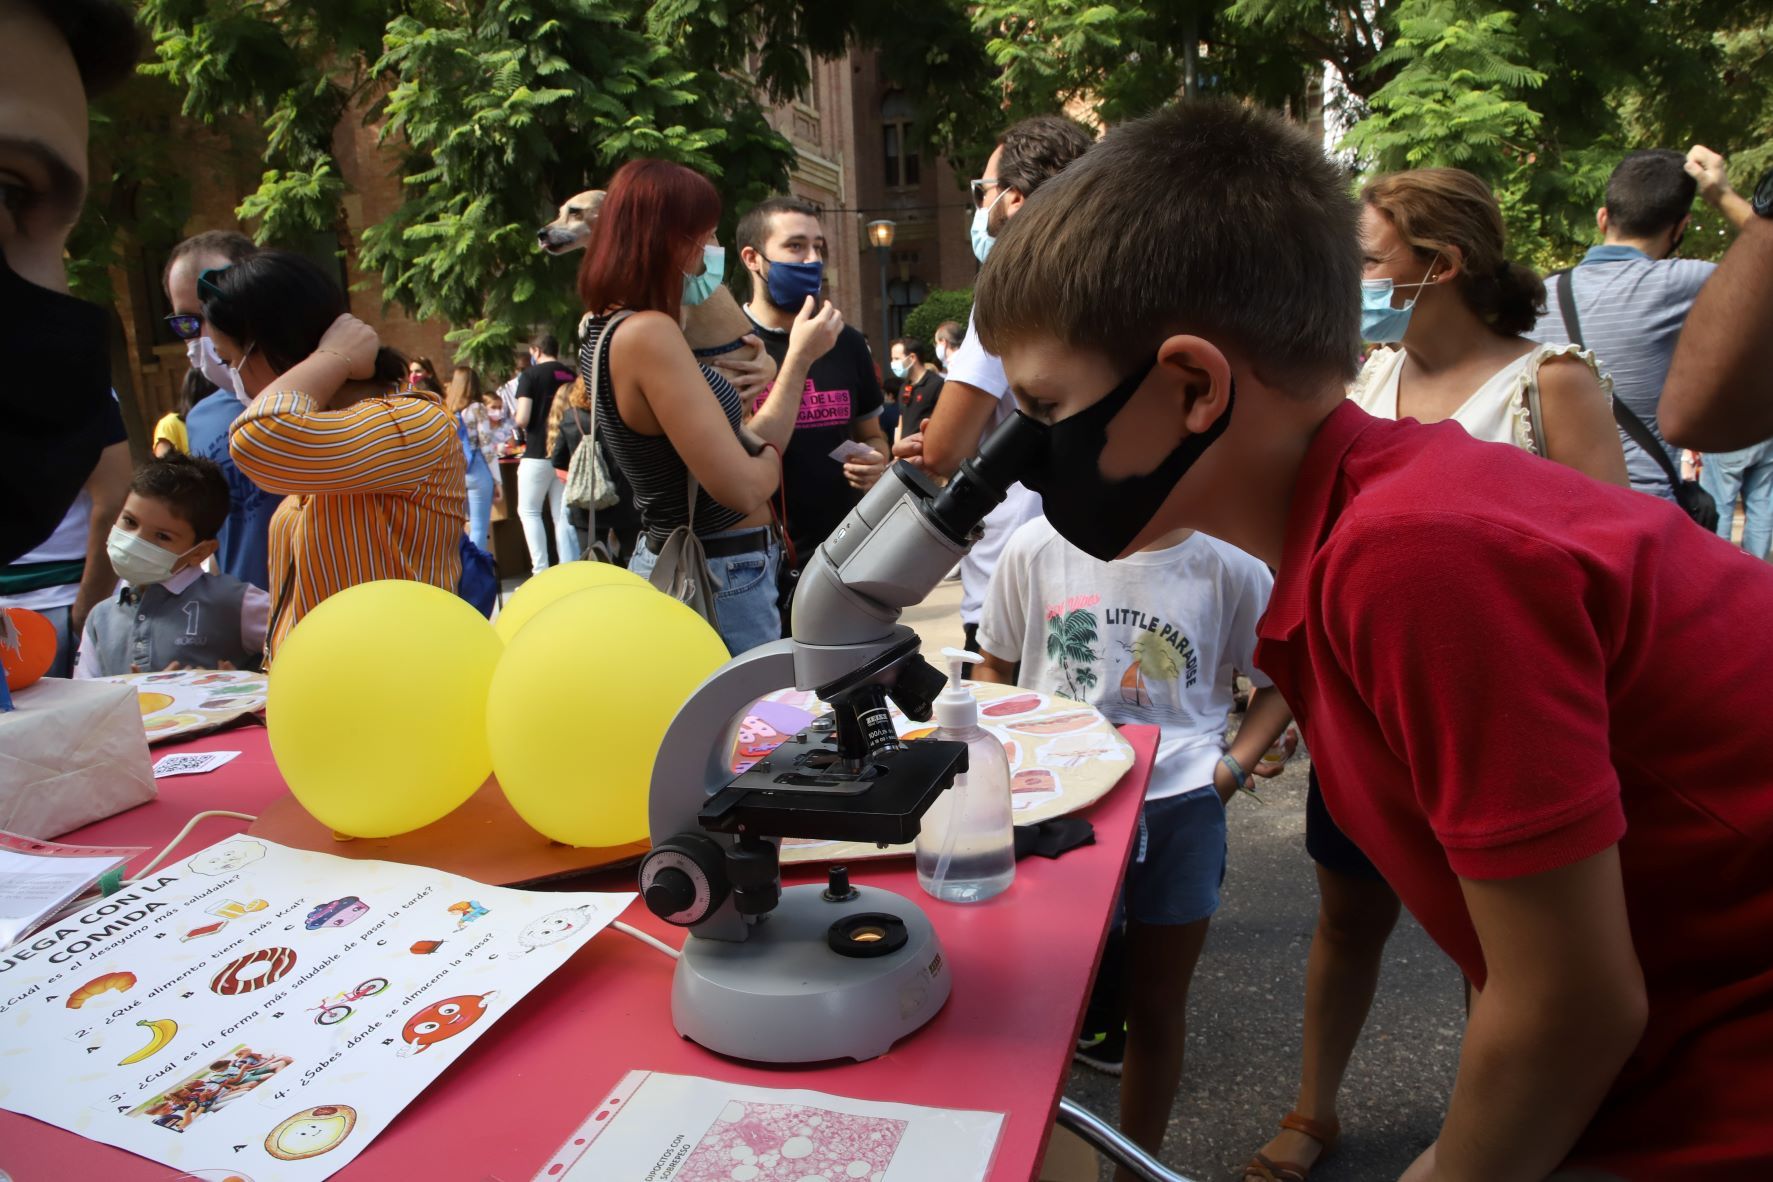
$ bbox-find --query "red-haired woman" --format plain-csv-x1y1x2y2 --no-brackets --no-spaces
579,159,840,654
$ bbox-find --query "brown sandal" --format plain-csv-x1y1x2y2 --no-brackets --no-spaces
1242,1112,1341,1182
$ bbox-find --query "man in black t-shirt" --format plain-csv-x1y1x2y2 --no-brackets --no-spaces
737,196,890,622
892,338,944,437
512,331,581,571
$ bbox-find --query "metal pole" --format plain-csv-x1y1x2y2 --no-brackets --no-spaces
876,244,892,358
1055,1097,1197,1182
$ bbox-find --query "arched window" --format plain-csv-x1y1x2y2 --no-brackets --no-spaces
881,91,920,189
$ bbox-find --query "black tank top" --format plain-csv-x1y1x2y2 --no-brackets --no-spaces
580,314,747,549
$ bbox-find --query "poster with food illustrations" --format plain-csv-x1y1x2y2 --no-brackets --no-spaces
734,683,1135,866
0,836,631,1181
96,669,270,745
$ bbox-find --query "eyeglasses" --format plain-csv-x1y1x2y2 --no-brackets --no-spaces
969,177,1006,209
164,313,203,341
196,266,231,301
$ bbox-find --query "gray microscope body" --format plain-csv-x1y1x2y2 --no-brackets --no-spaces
638,413,1048,1063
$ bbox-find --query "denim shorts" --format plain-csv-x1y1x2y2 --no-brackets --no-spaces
1118,788,1228,927
629,528,782,657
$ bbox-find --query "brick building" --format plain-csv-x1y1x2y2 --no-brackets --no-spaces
109,48,982,441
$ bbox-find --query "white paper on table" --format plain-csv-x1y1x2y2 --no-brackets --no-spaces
0,832,141,951
152,750,242,779
828,439,881,464
535,1070,1004,1181
0,835,632,1182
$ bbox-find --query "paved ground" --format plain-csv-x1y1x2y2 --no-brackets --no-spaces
905,579,1464,1182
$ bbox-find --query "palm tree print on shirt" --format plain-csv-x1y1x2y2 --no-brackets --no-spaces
1045,594,1102,699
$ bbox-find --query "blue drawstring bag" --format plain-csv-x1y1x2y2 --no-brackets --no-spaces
457,535,498,617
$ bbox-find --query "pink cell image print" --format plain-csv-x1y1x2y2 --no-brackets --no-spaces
676,1101,906,1182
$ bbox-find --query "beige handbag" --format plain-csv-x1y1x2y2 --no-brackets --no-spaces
645,470,722,631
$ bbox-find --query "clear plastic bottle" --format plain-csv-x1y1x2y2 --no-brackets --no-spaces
916,648,1015,903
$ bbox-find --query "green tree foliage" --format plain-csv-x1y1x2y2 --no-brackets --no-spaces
1342,0,1773,266
123,0,991,371
902,288,974,346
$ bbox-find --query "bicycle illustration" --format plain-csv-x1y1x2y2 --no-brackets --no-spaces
310,978,390,1025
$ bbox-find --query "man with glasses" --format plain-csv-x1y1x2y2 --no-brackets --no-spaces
162,231,277,589
893,115,1095,650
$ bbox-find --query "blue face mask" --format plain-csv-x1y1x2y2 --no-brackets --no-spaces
760,257,824,311
1359,261,1438,343
970,189,1008,264
682,245,726,307
890,358,909,379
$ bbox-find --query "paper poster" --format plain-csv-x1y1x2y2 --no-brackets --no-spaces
734,684,1135,865
0,836,632,1181
535,1070,1003,1182
96,669,269,745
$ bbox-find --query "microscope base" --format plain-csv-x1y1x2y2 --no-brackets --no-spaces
671,883,951,1064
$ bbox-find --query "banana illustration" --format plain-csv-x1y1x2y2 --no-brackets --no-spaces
118,1017,177,1066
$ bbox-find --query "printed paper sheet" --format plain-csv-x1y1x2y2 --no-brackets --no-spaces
0,836,631,1180
535,1070,1003,1181
97,668,269,745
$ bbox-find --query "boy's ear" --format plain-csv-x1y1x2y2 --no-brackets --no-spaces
1155,334,1233,435
179,538,220,571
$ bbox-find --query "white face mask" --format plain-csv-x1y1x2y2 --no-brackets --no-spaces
227,343,257,406
187,334,241,402
106,524,195,588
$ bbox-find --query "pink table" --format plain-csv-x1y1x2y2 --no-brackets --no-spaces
0,722,1154,1182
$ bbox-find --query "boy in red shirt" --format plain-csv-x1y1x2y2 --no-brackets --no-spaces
971,100,1773,1181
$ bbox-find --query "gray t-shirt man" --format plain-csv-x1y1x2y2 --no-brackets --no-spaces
1530,243,1714,499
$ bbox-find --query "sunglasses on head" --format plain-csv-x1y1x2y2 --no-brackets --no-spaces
164,313,203,341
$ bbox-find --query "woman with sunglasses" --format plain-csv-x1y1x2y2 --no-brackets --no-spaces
207,251,466,660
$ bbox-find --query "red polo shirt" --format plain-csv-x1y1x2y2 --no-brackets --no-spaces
1255,401,1773,1178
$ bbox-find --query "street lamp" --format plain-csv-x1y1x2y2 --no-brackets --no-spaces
866,219,896,361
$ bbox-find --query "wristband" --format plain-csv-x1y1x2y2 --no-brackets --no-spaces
1219,753,1262,803
315,347,354,367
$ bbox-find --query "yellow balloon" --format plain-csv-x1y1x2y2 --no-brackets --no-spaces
269,580,503,837
487,584,728,846
493,560,649,644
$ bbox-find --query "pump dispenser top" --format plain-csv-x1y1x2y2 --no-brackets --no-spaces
934,647,984,731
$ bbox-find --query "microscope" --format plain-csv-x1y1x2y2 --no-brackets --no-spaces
638,412,1048,1063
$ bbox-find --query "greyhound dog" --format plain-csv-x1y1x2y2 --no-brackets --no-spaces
537,189,759,360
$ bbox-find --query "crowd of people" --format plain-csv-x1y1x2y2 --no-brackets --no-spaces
7,1,1773,1178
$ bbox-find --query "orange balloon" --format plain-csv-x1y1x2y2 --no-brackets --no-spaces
1,607,56,690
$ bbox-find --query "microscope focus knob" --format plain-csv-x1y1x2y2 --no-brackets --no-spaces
639,833,729,926
644,868,697,918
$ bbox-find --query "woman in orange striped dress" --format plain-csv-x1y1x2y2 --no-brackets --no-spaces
206,251,465,660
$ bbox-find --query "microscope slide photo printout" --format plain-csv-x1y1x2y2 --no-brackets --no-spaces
0,835,632,1181
535,1070,1004,1181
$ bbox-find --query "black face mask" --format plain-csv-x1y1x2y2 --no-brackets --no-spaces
1019,356,1235,561
0,251,114,564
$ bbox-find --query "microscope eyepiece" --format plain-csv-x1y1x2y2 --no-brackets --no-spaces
926,412,1048,543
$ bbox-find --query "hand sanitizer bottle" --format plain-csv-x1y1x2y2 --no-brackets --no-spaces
916,648,1015,903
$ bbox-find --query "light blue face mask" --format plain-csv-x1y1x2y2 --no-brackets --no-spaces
682,244,726,307
1359,260,1439,343
970,189,1007,264
890,358,909,379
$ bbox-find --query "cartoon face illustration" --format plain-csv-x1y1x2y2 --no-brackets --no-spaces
399,992,493,1054
187,841,266,876
303,897,369,930
264,1104,357,1161
732,701,815,772
517,906,593,950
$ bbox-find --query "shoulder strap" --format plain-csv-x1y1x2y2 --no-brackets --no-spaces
585,309,633,553
1556,269,1681,486
1553,270,1582,348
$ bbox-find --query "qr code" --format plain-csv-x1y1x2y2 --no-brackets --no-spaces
156,755,211,775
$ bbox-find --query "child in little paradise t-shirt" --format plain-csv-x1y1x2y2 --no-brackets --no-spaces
975,517,1294,1160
